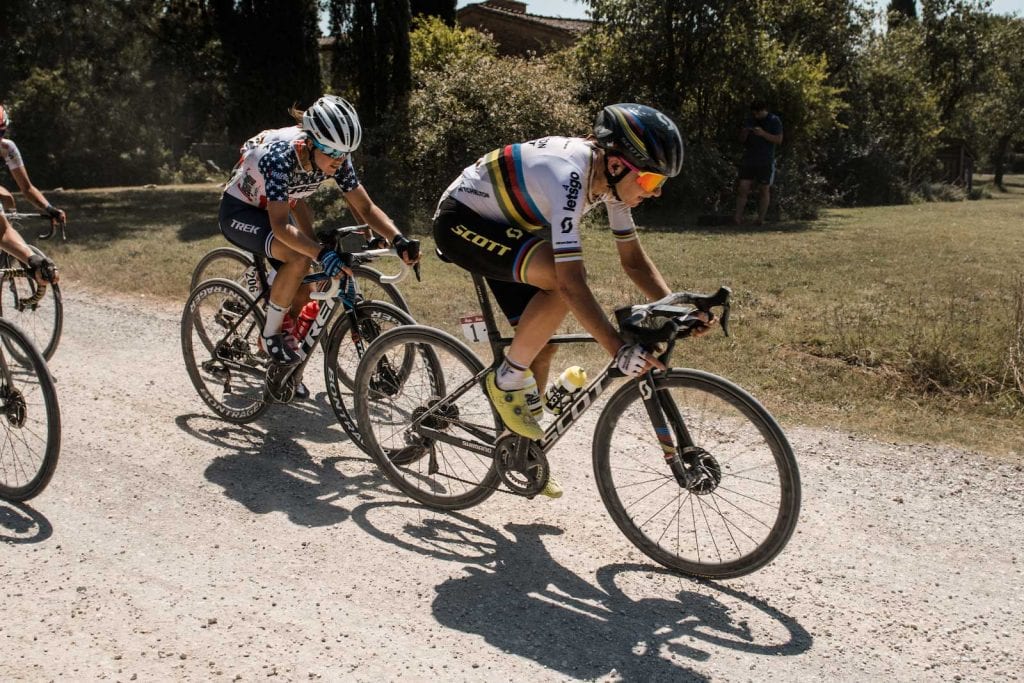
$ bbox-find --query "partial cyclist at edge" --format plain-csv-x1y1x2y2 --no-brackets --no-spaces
432,103,710,499
0,104,67,235
0,210,60,287
218,94,421,384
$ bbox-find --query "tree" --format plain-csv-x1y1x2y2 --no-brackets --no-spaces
326,0,412,132
888,0,918,26
412,0,456,24
972,17,1024,189
211,0,322,144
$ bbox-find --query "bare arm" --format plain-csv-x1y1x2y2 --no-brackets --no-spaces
553,260,623,357
616,238,671,301
343,185,400,242
751,127,783,145
9,166,65,221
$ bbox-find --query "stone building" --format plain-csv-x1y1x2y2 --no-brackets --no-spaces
456,0,593,56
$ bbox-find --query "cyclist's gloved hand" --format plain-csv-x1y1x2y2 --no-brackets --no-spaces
26,253,58,283
614,343,652,377
45,205,65,222
317,246,351,278
392,234,421,264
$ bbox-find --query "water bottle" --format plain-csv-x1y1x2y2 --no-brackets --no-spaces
544,366,587,415
292,301,320,341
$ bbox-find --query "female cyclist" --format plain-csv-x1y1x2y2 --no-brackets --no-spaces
219,94,419,365
433,103,707,498
0,104,67,233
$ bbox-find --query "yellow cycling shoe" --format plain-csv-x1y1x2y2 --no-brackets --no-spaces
540,473,563,499
485,370,544,440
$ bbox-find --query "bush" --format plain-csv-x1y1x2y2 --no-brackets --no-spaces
402,50,588,218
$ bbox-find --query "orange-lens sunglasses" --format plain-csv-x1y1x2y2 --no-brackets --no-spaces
620,157,668,193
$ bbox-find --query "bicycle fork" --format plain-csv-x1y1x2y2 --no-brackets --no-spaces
636,373,695,489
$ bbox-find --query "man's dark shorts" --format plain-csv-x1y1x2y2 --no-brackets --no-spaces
738,162,776,186
218,194,284,268
433,196,547,326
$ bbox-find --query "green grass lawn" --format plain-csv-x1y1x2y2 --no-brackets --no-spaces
21,178,1024,456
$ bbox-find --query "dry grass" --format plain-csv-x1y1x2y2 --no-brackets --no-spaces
18,178,1024,457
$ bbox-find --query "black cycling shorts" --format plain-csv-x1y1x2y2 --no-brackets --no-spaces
433,196,547,326
738,161,776,186
218,194,283,268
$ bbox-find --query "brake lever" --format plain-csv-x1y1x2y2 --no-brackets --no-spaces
413,262,422,282
720,301,731,337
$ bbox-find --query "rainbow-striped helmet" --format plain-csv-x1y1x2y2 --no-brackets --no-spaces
593,103,683,177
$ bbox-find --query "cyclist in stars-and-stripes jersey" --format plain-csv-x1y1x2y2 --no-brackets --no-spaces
434,104,707,496
219,95,420,366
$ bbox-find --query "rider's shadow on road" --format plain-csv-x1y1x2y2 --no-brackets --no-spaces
352,502,811,681
176,413,388,528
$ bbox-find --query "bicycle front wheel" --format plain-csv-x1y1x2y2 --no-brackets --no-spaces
0,248,63,360
181,278,270,423
350,264,410,314
593,369,800,579
355,325,501,509
0,318,61,501
324,300,417,452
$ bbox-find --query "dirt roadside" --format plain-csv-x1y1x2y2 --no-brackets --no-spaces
2,286,1022,681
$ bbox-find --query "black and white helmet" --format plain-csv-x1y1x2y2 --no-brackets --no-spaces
302,95,362,155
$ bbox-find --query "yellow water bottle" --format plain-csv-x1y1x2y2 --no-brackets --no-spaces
543,366,587,415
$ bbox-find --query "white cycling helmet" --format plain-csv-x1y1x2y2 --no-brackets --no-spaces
302,95,361,155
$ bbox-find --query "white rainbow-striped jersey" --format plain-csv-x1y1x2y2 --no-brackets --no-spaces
440,136,637,265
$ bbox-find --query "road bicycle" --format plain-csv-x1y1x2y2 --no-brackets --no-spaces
353,273,801,579
181,226,415,452
188,225,409,314
0,212,63,359
0,263,62,502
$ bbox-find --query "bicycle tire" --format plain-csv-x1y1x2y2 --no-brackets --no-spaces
181,278,271,423
0,318,61,501
350,264,410,314
323,299,417,453
189,246,254,293
354,325,501,509
593,369,800,579
0,247,64,360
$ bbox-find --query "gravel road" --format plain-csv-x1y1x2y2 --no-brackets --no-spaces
2,288,1022,681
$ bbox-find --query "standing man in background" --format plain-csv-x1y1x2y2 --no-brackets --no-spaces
733,100,783,226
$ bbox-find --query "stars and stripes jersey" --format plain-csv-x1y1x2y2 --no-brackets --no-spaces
223,126,359,208
440,136,637,264
1,139,25,171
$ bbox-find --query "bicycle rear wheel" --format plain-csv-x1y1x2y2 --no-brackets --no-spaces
324,300,417,453
354,325,501,509
0,248,63,360
0,318,61,501
593,369,800,579
189,246,253,293
181,278,270,423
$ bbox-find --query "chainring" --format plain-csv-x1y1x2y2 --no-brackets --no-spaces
265,363,297,403
493,434,549,497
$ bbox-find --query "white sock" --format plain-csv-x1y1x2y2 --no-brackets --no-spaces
495,356,529,390
263,300,288,338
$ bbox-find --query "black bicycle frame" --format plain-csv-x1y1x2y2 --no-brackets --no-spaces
407,273,693,476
